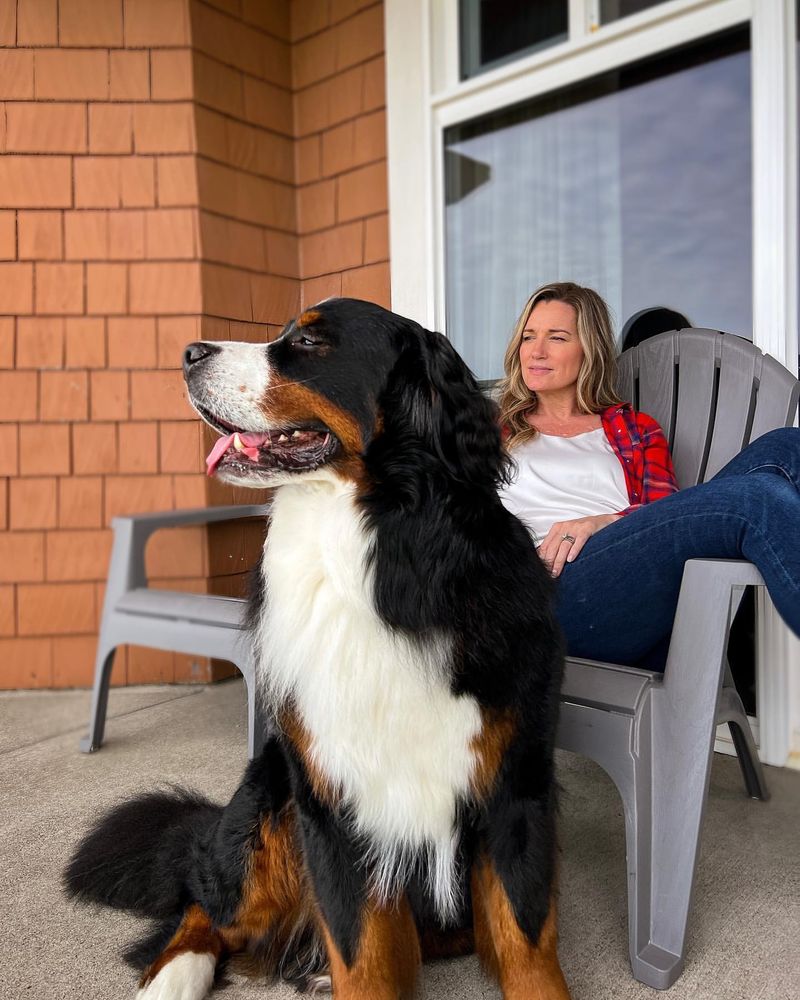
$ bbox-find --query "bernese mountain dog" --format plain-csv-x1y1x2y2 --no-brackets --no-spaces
64,298,570,1000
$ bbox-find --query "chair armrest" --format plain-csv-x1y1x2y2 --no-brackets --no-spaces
112,503,270,543
105,504,270,599
677,557,764,589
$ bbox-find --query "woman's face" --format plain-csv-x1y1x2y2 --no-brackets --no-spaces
519,299,584,397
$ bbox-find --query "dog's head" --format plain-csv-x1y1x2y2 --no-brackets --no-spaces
183,297,505,492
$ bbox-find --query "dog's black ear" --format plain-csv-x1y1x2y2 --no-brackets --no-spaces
391,326,507,489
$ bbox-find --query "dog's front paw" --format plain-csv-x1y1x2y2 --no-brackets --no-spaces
136,952,216,1000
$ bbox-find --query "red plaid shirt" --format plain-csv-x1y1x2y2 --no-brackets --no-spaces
600,403,678,514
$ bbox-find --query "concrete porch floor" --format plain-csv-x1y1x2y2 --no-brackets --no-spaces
1,679,798,1000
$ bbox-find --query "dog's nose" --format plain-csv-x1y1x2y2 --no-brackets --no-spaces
183,342,219,375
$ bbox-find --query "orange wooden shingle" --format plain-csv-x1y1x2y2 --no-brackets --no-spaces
59,0,123,47
17,0,57,46
19,424,71,477
10,477,58,530
18,212,63,261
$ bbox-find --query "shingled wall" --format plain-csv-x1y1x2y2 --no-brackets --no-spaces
0,0,389,688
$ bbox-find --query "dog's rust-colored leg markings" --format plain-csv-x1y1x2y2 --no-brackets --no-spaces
472,857,571,1000
222,805,306,945
142,809,309,989
469,706,518,800
320,896,421,1000
139,904,223,988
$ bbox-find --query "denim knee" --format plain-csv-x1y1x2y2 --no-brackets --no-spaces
739,469,793,501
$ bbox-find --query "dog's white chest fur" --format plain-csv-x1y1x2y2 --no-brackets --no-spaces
256,478,481,915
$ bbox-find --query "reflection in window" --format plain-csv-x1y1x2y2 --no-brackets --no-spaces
444,29,751,379
460,0,567,80
599,0,670,24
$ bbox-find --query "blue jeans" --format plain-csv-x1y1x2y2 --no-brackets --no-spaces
555,428,800,666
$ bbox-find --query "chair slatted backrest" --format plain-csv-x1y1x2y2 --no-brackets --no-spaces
618,329,799,488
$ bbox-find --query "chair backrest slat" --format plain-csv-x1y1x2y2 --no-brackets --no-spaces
616,349,636,411
670,330,719,487
635,333,678,442
702,333,758,480
750,353,800,443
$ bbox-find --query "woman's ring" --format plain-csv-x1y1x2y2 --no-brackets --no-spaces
562,533,576,544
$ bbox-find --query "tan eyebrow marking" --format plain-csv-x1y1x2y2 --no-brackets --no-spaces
296,310,321,327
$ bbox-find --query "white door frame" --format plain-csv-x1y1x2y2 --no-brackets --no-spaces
385,0,799,766
750,0,800,768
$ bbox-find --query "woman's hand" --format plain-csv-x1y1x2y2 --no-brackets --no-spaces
538,514,621,578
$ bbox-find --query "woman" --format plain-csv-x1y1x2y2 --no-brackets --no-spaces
497,281,800,666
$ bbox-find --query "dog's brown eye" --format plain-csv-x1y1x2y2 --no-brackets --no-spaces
293,334,324,350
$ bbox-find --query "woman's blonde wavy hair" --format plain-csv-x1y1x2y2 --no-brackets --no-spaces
498,281,622,450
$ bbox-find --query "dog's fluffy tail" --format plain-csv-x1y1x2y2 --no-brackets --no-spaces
61,745,329,987
63,787,221,921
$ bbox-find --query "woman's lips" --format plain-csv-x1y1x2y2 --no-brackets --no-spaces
528,366,552,374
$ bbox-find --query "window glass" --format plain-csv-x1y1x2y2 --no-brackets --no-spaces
444,28,751,379
599,0,670,25
460,0,568,80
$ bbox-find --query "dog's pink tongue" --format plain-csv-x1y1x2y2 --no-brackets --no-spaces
206,434,235,476
205,432,268,476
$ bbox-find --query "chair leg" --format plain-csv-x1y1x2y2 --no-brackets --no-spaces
717,686,770,801
79,645,118,753
235,650,268,760
251,699,269,760
728,720,770,801
629,562,743,990
623,679,712,991
562,696,696,989
622,698,691,992
561,689,714,991
556,702,659,983
245,673,268,761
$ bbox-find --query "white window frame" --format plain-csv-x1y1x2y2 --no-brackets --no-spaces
384,0,800,767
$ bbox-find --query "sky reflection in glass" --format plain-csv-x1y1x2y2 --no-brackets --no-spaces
444,32,751,379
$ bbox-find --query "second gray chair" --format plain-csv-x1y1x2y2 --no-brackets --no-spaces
80,503,269,759
557,328,799,989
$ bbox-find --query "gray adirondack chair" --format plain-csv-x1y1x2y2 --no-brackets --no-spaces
79,503,270,759
81,326,798,991
557,327,799,989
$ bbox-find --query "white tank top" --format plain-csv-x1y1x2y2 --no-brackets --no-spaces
498,428,629,546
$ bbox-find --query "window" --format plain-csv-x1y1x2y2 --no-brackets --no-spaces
444,28,751,379
459,0,568,80
598,0,672,26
